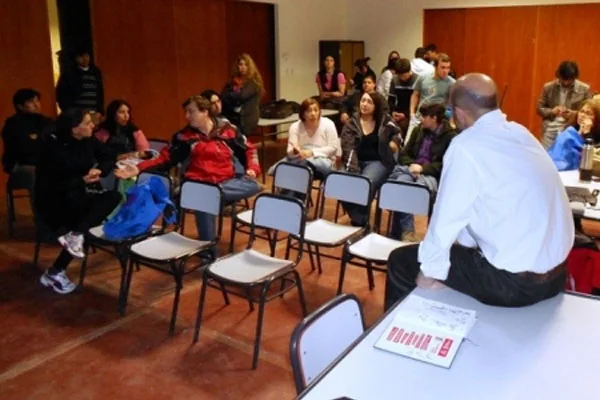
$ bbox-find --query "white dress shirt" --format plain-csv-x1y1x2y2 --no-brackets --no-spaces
418,109,574,280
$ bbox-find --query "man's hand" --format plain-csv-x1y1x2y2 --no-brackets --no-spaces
552,105,566,116
392,112,406,122
416,271,446,289
83,168,102,184
408,163,423,176
114,164,139,179
340,112,350,124
246,169,257,179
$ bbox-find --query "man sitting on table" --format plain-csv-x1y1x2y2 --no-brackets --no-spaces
384,73,574,310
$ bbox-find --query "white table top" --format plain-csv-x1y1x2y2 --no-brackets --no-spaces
258,109,338,127
559,170,600,219
299,288,600,400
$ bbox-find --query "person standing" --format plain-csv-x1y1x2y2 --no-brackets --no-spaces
537,61,592,149
388,59,419,133
385,73,573,310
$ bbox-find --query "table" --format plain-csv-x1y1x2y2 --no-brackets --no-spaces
299,288,600,400
255,109,339,183
559,170,600,220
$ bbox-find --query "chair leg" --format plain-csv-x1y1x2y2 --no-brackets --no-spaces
337,249,349,295
292,270,308,317
169,263,184,336
313,185,322,220
218,281,230,305
193,270,210,343
285,237,292,260
247,288,255,312
269,230,278,257
78,244,91,287
334,201,341,223
115,246,129,314
228,219,237,254
120,258,136,316
306,243,316,272
315,245,323,274
252,287,269,369
180,211,186,235
366,260,375,291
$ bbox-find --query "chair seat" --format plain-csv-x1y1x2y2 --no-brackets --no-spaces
235,209,254,225
348,233,410,262
303,219,362,246
89,225,162,243
130,231,211,261
208,249,292,284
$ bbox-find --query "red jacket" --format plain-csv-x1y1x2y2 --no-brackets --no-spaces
137,118,260,184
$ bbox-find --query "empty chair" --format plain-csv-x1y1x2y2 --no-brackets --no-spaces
291,172,371,274
290,294,365,394
122,180,224,335
193,193,308,369
229,162,313,254
338,180,433,294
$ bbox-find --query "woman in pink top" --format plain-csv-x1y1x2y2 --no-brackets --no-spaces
95,99,149,160
315,56,346,101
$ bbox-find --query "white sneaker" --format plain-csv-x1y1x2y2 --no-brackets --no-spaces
40,270,77,294
58,232,85,258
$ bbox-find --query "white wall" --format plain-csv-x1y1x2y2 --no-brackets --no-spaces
346,0,600,73
245,0,349,101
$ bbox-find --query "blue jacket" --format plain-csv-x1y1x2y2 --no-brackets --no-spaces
547,127,584,171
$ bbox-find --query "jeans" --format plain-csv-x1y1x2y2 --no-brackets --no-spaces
342,160,390,226
384,244,566,311
194,176,262,242
389,165,438,238
268,156,333,181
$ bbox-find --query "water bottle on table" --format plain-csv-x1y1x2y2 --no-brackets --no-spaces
579,138,594,182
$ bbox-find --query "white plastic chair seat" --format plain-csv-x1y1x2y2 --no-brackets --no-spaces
235,209,254,225
348,233,410,262
208,249,292,284
89,225,163,242
130,231,210,261
303,219,362,246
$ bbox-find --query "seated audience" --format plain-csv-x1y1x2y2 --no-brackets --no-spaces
380,50,400,74
389,102,456,242
548,99,600,171
37,108,120,294
410,47,434,76
116,96,262,245
386,73,573,310
388,58,419,133
95,99,149,159
350,57,376,93
537,60,592,149
340,75,388,124
200,89,224,118
2,88,52,195
315,55,346,101
221,53,264,136
341,92,400,226
269,98,338,180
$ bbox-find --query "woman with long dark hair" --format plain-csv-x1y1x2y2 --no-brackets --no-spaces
315,55,346,101
95,99,149,159
37,108,120,294
221,53,264,136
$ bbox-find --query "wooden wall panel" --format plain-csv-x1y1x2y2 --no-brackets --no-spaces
91,0,180,140
423,9,466,77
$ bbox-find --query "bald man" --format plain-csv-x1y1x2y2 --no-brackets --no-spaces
385,73,574,310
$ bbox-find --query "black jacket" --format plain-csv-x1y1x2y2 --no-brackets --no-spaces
341,113,401,173
221,80,261,136
1,112,52,173
398,120,456,180
35,132,115,230
56,65,105,113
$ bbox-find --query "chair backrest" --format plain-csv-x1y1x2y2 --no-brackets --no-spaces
138,172,172,196
148,139,169,153
180,180,222,216
323,172,371,206
378,180,432,216
290,294,365,394
252,193,305,237
273,162,313,197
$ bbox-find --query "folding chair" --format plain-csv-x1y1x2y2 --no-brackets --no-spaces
122,180,225,335
229,162,313,254
291,172,371,274
289,294,365,394
6,174,33,237
193,193,308,369
337,180,433,294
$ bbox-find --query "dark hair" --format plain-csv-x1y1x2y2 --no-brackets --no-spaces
415,47,427,59
99,99,138,137
424,44,437,53
419,102,447,123
354,57,371,68
200,89,220,101
363,74,376,84
55,108,89,141
556,61,579,80
434,53,451,67
182,95,211,111
299,98,321,122
388,51,400,62
12,88,40,111
392,59,411,74
359,92,386,128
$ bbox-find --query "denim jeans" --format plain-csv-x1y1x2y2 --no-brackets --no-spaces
268,156,333,181
194,176,262,243
388,165,438,238
342,160,390,226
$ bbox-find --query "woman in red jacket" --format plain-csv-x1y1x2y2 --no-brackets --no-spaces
116,95,262,243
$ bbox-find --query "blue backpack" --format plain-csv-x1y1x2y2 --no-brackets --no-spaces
102,176,177,240
547,126,584,171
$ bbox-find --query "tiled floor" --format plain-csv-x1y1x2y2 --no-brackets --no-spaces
0,167,427,400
